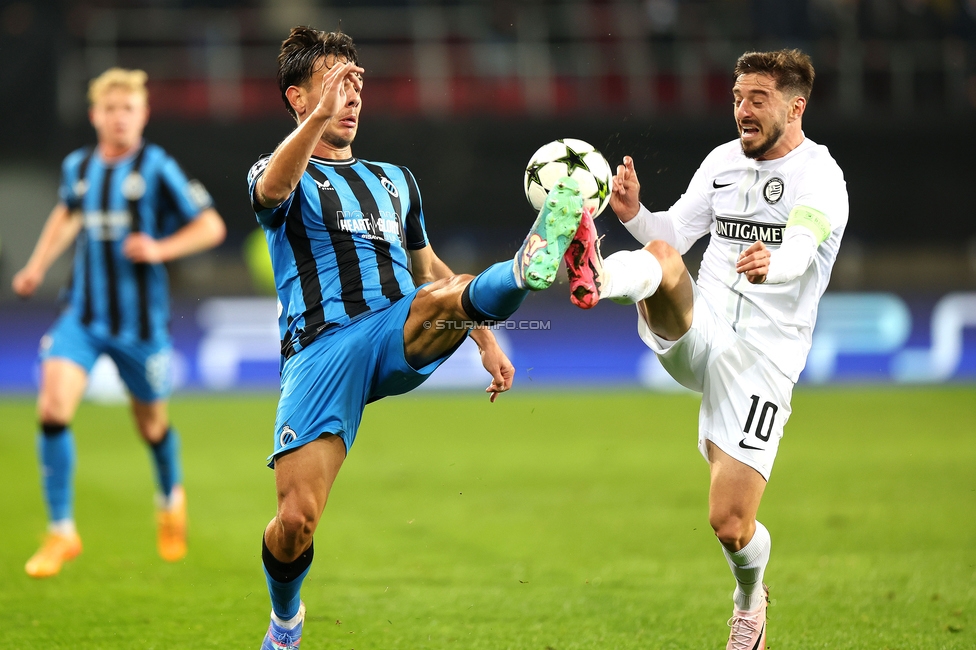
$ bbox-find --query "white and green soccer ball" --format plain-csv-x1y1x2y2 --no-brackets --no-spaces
523,138,613,217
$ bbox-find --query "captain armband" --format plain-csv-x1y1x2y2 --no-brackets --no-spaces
786,205,831,245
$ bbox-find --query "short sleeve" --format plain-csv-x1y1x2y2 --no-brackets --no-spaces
248,154,291,229
399,166,429,250
156,154,213,225
58,150,90,211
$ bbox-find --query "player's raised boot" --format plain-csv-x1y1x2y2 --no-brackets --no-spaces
514,177,584,291
260,602,306,650
157,485,187,562
563,206,604,309
25,530,82,578
726,583,769,650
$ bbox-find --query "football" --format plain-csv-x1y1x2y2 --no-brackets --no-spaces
523,138,613,217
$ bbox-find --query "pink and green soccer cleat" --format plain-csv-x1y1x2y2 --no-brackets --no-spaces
726,583,769,650
514,178,584,291
563,206,604,309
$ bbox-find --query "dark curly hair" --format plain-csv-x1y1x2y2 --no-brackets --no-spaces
277,26,359,120
734,49,815,100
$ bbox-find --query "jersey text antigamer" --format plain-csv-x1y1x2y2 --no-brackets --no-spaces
715,217,784,245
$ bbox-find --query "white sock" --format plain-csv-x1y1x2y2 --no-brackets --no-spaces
48,519,77,536
721,521,771,612
600,249,663,304
271,608,304,630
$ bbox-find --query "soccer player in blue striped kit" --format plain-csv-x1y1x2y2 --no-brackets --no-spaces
12,68,226,577
250,27,585,649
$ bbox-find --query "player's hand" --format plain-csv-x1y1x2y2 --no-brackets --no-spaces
479,341,515,403
123,233,165,264
736,240,770,284
12,265,44,298
311,60,364,123
610,156,641,222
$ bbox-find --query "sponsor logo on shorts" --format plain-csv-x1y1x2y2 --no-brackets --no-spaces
279,424,298,447
715,217,784,245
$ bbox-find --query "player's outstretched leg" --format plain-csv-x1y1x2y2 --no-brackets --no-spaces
514,177,584,291
25,422,82,578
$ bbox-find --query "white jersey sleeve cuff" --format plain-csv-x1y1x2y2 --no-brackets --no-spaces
764,227,818,284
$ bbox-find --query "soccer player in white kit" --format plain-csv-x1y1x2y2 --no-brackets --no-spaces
564,49,847,648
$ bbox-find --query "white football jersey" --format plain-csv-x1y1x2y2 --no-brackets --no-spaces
624,136,848,382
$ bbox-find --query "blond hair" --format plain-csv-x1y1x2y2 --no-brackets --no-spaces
88,68,149,105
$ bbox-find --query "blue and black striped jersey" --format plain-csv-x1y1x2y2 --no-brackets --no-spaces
60,142,212,341
248,155,429,359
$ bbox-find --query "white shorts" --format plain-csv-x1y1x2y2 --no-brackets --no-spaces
636,283,794,480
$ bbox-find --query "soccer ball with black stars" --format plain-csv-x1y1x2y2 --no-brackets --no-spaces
523,138,613,217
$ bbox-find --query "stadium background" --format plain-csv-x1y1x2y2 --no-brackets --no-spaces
2,0,975,395
1,0,975,394
0,2,974,649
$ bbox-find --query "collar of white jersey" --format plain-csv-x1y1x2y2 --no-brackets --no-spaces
309,155,357,166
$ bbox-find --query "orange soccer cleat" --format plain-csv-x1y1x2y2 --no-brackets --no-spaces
157,485,187,562
25,530,83,578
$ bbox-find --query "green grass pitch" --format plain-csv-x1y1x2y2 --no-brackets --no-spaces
0,387,974,649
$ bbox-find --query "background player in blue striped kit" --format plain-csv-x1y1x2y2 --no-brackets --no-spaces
251,27,585,650
11,68,226,577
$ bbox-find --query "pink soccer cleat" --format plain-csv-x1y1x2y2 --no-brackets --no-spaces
563,207,604,309
726,584,769,650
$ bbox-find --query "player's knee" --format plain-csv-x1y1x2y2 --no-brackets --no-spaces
710,513,750,550
277,499,320,544
37,396,71,426
418,274,474,319
644,240,683,287
135,416,168,444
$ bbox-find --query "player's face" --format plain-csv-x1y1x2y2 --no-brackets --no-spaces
306,55,363,150
90,87,149,152
732,73,790,160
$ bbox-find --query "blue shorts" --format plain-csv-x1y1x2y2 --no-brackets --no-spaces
271,290,465,466
41,310,172,403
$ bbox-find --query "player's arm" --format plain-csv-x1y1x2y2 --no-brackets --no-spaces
736,206,831,284
611,155,713,254
255,62,364,209
12,203,82,298
409,245,514,402
124,208,226,264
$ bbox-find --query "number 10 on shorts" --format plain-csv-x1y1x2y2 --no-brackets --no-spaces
743,395,778,443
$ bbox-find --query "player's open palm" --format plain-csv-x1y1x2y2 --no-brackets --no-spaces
312,61,364,122
610,156,641,222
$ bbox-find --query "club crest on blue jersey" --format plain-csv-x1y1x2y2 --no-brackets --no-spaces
381,177,399,198
122,172,146,201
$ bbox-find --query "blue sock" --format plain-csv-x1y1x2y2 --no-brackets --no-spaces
463,261,528,321
39,424,75,522
263,538,314,621
149,428,182,498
